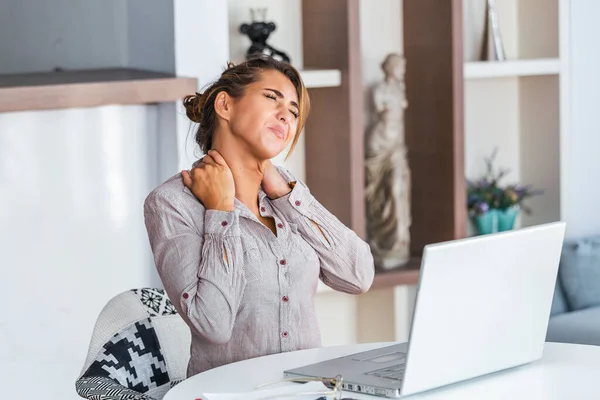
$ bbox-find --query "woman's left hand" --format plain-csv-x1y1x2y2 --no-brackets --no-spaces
262,161,292,199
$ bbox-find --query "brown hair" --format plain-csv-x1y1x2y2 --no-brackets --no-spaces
182,56,310,157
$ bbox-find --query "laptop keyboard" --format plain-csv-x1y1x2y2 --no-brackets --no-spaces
365,364,406,381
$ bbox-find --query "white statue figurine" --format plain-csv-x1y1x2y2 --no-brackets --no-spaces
365,53,411,270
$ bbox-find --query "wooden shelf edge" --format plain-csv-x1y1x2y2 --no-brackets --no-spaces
0,68,198,113
464,58,560,79
371,256,422,289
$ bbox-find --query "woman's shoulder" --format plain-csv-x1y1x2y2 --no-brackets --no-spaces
273,164,298,183
273,165,313,193
144,172,204,214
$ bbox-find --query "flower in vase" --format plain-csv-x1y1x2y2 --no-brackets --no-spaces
466,149,543,216
474,201,489,215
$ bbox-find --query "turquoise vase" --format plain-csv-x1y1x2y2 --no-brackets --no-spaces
497,207,519,232
473,207,519,235
473,209,497,235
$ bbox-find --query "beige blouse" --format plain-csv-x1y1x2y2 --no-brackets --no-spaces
143,166,375,377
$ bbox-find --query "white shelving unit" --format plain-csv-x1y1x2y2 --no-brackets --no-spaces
463,0,564,231
464,58,560,79
300,69,342,88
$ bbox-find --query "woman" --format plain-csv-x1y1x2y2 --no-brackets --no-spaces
143,56,374,377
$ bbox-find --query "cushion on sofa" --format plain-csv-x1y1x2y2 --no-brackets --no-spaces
559,236,600,310
550,277,568,316
546,306,600,346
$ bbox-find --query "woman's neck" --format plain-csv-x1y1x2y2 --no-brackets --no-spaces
211,137,265,213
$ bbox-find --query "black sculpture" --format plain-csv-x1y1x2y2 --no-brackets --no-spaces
239,8,290,63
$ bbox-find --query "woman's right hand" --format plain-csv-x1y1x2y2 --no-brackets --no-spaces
182,150,235,212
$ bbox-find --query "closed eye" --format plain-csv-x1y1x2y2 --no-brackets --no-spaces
264,93,299,119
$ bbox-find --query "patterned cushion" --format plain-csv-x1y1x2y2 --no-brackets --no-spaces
131,289,177,316
82,318,170,394
76,376,153,400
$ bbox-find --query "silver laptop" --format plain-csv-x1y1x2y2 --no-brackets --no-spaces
284,222,566,397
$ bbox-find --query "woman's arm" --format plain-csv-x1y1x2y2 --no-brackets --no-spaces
144,188,246,344
269,167,375,294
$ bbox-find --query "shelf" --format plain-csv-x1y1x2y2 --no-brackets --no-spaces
316,257,421,294
299,69,342,89
0,68,198,113
371,257,421,289
464,58,560,79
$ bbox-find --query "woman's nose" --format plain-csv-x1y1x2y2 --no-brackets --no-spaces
278,111,291,124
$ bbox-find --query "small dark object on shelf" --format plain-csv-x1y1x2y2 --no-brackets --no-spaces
239,8,290,63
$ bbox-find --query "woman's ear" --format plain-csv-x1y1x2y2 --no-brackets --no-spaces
214,91,232,121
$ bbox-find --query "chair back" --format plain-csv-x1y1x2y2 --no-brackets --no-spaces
76,288,191,400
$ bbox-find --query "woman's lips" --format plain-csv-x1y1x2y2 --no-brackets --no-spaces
268,126,286,140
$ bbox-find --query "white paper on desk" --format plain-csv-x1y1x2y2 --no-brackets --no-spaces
201,381,329,400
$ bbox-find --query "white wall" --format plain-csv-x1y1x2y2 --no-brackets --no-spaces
562,0,600,238
172,0,230,173
0,105,161,400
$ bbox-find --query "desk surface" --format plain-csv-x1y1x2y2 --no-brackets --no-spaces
165,341,600,400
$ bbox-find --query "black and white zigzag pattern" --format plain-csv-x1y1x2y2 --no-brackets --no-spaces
82,318,170,394
76,376,153,400
131,288,177,316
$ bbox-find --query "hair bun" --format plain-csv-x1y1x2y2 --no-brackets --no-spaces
182,92,204,123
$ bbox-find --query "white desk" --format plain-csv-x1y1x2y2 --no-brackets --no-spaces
165,342,600,399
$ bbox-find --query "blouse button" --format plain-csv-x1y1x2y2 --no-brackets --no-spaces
221,221,228,227
182,293,189,299
295,200,301,206
279,259,287,266
282,331,289,338
277,223,284,229
260,206,266,212
282,296,289,302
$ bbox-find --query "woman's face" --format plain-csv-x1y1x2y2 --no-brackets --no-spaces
227,69,300,160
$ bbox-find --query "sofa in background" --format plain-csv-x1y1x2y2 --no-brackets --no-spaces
547,235,600,346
